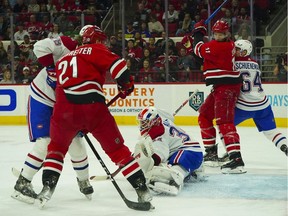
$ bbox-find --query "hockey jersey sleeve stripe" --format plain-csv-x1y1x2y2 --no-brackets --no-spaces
194,41,204,58
110,58,128,79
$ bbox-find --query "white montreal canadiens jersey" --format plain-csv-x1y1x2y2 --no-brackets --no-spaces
30,37,73,107
152,116,202,163
235,57,269,111
30,68,55,107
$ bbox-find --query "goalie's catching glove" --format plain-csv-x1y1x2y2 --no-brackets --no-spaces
117,75,134,99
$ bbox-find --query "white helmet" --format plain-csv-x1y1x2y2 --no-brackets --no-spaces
235,39,253,57
137,107,161,135
79,25,93,36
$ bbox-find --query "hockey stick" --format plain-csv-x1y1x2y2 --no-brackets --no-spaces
91,89,199,181
204,0,229,25
173,89,199,116
84,134,153,211
107,92,121,106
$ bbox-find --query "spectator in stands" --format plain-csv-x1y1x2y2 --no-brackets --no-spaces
176,13,195,36
177,47,197,82
126,57,138,82
13,0,27,13
25,14,44,40
222,9,236,30
18,51,33,69
0,40,8,65
47,23,63,39
162,4,179,24
19,35,34,53
17,66,33,84
7,40,21,59
54,12,72,33
108,35,122,57
148,14,164,37
46,0,57,14
134,31,146,48
138,59,156,83
0,0,13,13
135,2,150,24
139,22,151,38
116,29,127,47
126,39,143,66
273,53,288,82
0,15,9,40
154,31,168,52
14,22,30,41
146,37,158,57
236,7,250,24
63,23,78,38
150,2,163,23
234,23,251,41
0,68,15,84
139,48,155,71
125,21,137,39
40,14,53,38
27,0,40,13
229,0,240,17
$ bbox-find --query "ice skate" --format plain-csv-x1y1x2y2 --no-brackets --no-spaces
37,174,58,208
221,152,247,174
11,174,37,204
134,177,152,203
280,145,288,156
204,145,229,167
77,178,94,200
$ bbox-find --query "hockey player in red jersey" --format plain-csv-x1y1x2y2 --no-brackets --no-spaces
190,19,245,174
37,25,153,207
12,35,94,204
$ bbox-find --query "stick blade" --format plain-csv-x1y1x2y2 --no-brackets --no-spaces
124,199,155,211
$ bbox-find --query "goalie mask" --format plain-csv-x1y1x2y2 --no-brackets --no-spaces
137,107,161,135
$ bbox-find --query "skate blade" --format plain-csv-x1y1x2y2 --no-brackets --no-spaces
85,194,92,200
11,191,35,204
221,166,247,174
37,197,49,209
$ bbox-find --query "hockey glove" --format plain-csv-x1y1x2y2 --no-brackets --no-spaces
46,65,57,89
117,75,134,99
192,19,207,36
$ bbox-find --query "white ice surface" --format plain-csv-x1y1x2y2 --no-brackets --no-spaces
0,125,287,216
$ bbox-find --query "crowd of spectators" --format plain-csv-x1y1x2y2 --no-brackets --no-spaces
0,0,283,84
0,0,112,84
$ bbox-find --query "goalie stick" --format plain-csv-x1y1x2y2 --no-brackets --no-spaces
84,134,153,211
90,89,199,181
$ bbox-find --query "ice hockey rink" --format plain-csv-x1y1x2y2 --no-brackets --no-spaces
0,125,287,216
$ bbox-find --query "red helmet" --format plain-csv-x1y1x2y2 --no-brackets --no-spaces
82,25,107,44
212,20,229,33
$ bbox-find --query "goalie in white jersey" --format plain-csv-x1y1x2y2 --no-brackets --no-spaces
12,33,94,204
134,107,204,195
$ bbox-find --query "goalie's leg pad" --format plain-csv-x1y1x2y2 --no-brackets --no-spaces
168,150,203,173
146,164,185,196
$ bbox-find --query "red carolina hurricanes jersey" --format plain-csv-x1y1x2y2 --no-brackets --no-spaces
56,43,127,99
194,39,241,86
